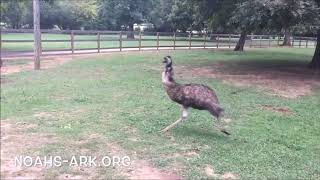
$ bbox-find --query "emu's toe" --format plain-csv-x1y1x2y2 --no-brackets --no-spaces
220,129,231,135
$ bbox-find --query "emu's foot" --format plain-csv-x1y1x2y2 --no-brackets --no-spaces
159,126,173,133
214,124,231,135
220,129,231,135
159,129,169,133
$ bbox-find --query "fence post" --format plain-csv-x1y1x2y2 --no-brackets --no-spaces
229,34,231,48
250,35,253,48
259,35,262,48
97,32,100,53
139,31,142,51
268,35,271,47
71,30,74,54
33,0,41,70
189,32,192,49
292,36,294,47
157,32,159,50
277,35,280,46
299,38,301,48
217,34,219,48
204,33,207,49
173,32,176,50
306,39,308,48
119,31,122,51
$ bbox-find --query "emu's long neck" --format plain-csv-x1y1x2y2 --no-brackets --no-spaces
162,70,178,88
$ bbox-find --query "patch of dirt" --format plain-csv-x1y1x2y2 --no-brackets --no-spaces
34,112,55,119
177,62,320,98
204,165,239,179
171,150,200,161
263,105,293,115
1,51,152,75
1,117,182,179
127,165,181,180
204,165,219,178
1,56,75,75
77,134,182,180
57,174,84,179
0,120,57,179
1,52,109,75
221,172,239,179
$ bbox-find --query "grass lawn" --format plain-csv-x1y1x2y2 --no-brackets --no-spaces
1,48,320,179
2,33,314,52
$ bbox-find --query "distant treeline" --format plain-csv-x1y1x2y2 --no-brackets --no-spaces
1,0,319,36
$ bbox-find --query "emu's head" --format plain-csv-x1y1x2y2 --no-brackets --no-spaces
162,56,175,83
162,56,172,70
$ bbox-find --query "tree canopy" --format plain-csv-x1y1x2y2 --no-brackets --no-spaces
1,0,318,34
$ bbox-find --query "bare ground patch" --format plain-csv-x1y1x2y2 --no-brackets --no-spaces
1,116,182,179
69,132,182,179
176,61,320,98
0,119,57,179
204,165,239,179
0,118,103,179
0,52,115,75
1,56,75,75
0,50,161,75
262,105,294,115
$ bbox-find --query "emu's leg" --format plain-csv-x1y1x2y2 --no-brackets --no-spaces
213,117,231,135
208,109,228,134
160,106,188,133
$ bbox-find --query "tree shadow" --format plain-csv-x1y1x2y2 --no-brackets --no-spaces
175,126,229,140
179,53,320,98
219,58,319,77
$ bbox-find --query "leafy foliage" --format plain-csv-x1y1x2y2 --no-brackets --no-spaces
97,0,151,30
0,0,319,35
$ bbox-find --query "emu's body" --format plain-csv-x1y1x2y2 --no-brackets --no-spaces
161,56,229,134
163,81,223,118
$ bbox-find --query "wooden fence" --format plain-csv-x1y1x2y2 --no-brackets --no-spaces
0,29,317,54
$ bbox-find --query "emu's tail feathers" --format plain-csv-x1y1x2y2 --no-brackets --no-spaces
209,103,224,118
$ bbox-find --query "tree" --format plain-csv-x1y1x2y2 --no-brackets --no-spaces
309,29,320,69
1,0,97,30
230,0,273,51
267,0,319,46
97,0,151,38
149,0,200,32
230,0,319,51
167,0,194,32
53,0,97,30
148,0,174,32
1,0,30,28
309,0,320,69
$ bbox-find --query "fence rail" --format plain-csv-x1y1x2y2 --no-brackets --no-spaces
1,29,317,54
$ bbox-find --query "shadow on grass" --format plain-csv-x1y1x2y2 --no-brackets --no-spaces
220,59,320,77
176,126,229,140
179,50,320,98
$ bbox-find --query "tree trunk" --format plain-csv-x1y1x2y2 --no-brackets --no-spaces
282,28,291,46
234,31,247,51
127,24,135,39
309,29,320,70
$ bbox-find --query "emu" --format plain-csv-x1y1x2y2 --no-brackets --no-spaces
161,56,230,135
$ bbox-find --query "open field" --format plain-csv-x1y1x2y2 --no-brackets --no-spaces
1,48,320,179
1,33,316,52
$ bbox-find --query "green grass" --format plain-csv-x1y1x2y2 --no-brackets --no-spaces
2,33,315,52
1,48,320,179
